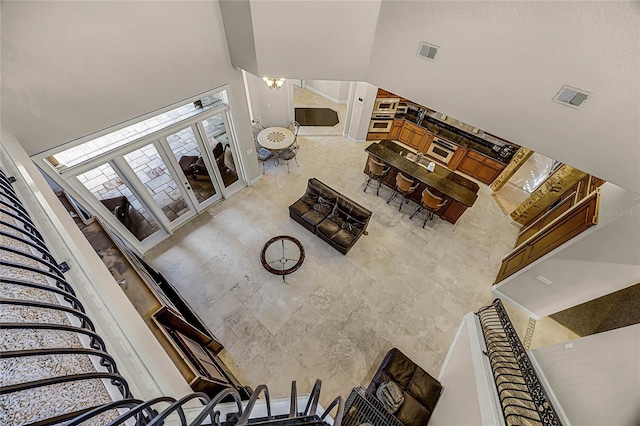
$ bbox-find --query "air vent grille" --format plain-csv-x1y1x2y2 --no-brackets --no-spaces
553,85,590,109
417,42,438,61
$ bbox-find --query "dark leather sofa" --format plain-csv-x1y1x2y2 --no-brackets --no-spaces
366,348,443,426
289,178,372,255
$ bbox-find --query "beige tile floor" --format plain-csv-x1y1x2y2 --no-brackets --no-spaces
145,132,575,405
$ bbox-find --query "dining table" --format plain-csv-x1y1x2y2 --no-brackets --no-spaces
256,127,295,151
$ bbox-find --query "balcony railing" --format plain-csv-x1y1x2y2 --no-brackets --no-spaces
0,166,343,425
476,299,562,426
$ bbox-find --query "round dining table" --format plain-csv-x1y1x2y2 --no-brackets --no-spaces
257,127,295,151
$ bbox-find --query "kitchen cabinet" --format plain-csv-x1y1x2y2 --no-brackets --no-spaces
389,120,403,140
367,132,389,141
448,147,467,171
398,121,427,151
457,150,506,184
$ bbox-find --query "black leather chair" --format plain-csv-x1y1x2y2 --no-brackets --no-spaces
100,196,131,228
367,348,443,426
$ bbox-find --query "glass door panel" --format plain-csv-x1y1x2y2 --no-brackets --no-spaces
75,162,162,242
123,143,194,224
200,114,239,188
166,126,219,207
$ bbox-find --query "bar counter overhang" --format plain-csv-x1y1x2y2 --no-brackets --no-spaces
365,139,480,224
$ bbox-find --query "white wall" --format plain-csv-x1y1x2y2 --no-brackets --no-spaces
247,0,381,80
493,183,640,318
367,1,639,193
0,0,260,184
430,314,484,426
530,324,640,425
305,80,350,103
0,1,232,154
244,72,294,128
347,82,377,141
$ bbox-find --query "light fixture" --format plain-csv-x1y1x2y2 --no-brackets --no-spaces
263,77,286,90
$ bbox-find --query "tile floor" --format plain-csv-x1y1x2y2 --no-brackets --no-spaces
144,130,577,405
294,86,347,137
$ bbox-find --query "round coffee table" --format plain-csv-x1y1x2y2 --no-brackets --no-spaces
260,235,305,282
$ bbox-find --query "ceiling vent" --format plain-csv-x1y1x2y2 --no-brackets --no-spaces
553,85,590,109
417,42,438,61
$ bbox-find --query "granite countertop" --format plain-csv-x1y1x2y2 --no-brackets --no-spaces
396,114,512,164
366,140,479,207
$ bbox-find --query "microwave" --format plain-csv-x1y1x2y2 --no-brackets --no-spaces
374,98,400,114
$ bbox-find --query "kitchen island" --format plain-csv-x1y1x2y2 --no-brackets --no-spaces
365,140,479,224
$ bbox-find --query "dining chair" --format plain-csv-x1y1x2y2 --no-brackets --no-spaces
252,119,273,172
288,120,300,147
387,172,419,212
410,188,448,227
277,145,299,173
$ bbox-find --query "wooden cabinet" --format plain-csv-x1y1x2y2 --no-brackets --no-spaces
448,147,467,171
367,132,389,140
457,150,506,184
419,132,434,153
389,120,403,140
458,154,483,176
398,121,428,151
495,191,599,283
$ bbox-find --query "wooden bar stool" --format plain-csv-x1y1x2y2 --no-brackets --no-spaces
387,172,418,212
410,188,448,227
363,158,390,196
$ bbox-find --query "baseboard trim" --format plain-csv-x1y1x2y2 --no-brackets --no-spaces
304,85,348,105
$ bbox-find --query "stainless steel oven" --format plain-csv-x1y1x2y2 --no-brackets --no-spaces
374,98,400,114
368,119,393,133
426,138,457,164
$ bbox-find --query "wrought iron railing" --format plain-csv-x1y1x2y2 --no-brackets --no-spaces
0,166,344,425
476,299,561,426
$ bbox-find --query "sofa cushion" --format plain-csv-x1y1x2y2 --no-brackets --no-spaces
395,391,432,426
290,199,312,217
407,368,443,412
367,348,442,426
336,197,371,224
317,219,356,248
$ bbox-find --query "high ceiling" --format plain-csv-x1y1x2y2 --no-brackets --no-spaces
221,0,640,193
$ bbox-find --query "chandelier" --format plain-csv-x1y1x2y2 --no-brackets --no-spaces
263,77,286,90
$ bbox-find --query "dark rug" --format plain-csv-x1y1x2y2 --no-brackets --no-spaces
550,281,640,336
295,108,339,127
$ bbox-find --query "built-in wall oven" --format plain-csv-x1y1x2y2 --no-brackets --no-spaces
374,98,400,114
369,118,394,133
426,138,458,165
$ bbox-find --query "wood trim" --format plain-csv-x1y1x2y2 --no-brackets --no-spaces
516,191,577,247
495,190,599,283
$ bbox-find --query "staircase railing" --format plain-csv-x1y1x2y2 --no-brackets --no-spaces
1,166,343,425
476,299,561,426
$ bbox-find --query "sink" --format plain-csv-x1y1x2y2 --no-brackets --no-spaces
405,153,433,170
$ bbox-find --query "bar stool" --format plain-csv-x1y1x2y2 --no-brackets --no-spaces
387,173,419,212
410,188,448,227
363,158,390,196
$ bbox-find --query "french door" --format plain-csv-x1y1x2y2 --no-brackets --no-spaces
61,110,243,254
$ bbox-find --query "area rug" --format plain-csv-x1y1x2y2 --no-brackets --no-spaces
295,108,339,127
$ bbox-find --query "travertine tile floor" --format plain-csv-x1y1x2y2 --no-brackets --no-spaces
145,133,572,405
